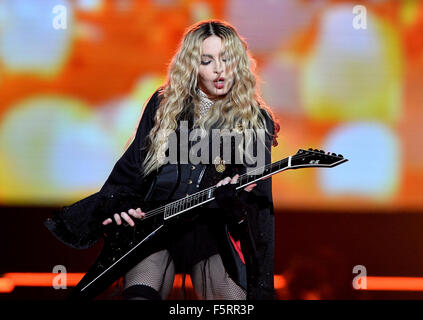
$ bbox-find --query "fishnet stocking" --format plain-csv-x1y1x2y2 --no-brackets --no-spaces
123,251,246,300
191,254,246,300
123,249,175,300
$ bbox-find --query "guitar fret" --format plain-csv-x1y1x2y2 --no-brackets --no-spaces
159,150,346,221
167,162,279,219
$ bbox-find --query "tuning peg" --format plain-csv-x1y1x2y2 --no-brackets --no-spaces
320,150,325,153
338,154,343,158
331,153,337,156
308,148,313,151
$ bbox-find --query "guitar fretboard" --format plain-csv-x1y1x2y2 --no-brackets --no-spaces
160,157,289,220
142,148,346,221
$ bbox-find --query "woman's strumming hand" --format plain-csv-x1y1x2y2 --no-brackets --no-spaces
102,208,146,227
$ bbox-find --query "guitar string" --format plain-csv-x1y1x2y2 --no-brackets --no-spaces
136,151,319,220
139,151,330,220
141,158,291,219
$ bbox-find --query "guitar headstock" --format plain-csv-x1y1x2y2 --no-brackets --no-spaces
290,148,348,168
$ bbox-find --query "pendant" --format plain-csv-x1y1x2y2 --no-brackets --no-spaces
234,123,244,134
214,156,226,173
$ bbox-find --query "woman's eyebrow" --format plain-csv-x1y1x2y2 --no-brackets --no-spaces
201,52,227,59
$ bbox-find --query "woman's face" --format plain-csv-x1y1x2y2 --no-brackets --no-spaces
198,35,234,100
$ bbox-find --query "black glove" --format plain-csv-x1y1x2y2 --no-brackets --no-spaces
214,183,249,225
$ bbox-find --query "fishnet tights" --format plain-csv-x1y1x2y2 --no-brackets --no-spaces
123,249,246,300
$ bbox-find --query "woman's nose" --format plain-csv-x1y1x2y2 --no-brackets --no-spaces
214,61,223,73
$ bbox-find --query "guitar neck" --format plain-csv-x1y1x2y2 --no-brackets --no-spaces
145,148,348,221
161,155,289,220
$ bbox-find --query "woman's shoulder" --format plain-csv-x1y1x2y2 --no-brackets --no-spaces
257,105,280,146
258,106,274,127
150,85,165,105
142,86,165,116
154,85,166,100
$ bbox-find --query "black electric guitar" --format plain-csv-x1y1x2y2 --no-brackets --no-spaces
71,148,348,299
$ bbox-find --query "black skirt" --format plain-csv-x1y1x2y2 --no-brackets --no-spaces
159,208,221,274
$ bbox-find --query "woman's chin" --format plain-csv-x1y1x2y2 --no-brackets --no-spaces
205,87,230,99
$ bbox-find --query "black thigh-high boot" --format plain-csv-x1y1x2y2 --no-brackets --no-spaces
122,284,162,300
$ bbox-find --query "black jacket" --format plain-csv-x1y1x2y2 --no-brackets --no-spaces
44,87,275,299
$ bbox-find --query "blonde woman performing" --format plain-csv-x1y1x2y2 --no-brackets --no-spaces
45,20,280,300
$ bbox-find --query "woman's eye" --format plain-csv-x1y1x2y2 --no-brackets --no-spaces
201,61,211,65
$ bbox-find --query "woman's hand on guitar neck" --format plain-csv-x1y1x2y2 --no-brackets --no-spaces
214,174,257,225
102,208,146,227
216,174,257,192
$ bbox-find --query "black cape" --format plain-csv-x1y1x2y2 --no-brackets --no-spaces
44,87,275,299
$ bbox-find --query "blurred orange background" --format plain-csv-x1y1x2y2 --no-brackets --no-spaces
0,0,422,213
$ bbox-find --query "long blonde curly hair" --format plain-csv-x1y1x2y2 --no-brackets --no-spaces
140,20,279,177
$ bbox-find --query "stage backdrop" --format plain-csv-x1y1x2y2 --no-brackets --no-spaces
0,0,422,213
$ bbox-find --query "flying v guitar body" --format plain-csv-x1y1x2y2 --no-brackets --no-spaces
70,200,168,300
